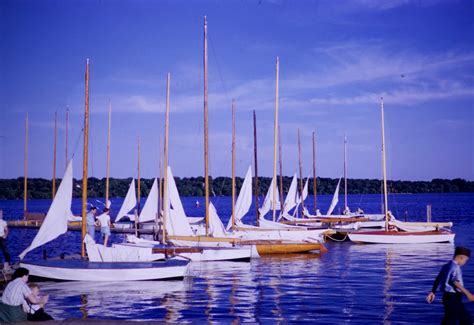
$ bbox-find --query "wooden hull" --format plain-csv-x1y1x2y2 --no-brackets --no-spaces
255,242,327,255
348,230,455,244
20,259,189,281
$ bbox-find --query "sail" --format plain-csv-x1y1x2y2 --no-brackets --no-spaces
283,174,298,214
20,160,73,259
326,178,342,216
296,177,309,204
226,166,253,230
138,178,158,223
209,202,227,238
115,179,137,223
258,177,281,218
165,166,193,236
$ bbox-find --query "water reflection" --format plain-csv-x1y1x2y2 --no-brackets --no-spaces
41,280,189,321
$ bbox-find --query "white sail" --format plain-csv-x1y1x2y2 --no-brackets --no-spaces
138,178,158,223
20,160,73,259
326,178,342,216
226,166,253,230
165,166,193,236
115,179,137,223
278,173,298,221
258,178,281,218
209,202,227,238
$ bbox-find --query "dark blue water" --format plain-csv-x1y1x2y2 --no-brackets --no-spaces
1,193,473,323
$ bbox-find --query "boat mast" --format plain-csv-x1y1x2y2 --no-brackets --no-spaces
137,136,141,213
272,57,279,222
105,101,111,206
203,16,210,235
253,110,260,226
312,131,317,214
81,58,90,258
65,107,69,170
297,128,304,216
380,98,389,231
344,133,348,211
278,124,284,212
52,111,57,198
231,99,236,232
24,113,28,215
158,133,163,237
163,73,171,243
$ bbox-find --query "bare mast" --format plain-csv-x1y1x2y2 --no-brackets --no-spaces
81,58,90,258
231,99,236,232
162,73,171,243
253,110,260,226
272,57,279,222
24,113,28,215
344,133,348,211
105,102,111,206
203,16,210,235
297,128,304,216
52,111,57,198
312,131,317,214
380,98,389,231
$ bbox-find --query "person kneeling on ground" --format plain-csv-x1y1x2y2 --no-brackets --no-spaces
23,282,53,321
0,267,50,322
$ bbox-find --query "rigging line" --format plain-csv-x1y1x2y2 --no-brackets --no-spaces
208,34,231,101
70,127,84,160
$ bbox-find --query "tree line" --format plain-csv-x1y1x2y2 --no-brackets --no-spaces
0,176,473,200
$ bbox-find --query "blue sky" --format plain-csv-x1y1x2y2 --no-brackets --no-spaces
1,0,473,181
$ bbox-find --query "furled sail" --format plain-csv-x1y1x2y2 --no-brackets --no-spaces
138,178,158,223
258,177,281,218
115,179,137,223
165,166,193,236
20,160,73,259
226,166,253,230
326,178,342,216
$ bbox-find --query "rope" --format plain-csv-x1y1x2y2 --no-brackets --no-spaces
325,233,348,242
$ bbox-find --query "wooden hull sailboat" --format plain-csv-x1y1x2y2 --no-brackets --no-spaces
347,98,455,244
18,59,190,282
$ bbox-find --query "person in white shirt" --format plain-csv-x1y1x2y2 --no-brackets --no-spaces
96,208,111,246
0,268,48,322
0,211,11,271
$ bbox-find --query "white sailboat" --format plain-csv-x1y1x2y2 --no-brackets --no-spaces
113,179,138,229
19,59,189,281
347,98,455,244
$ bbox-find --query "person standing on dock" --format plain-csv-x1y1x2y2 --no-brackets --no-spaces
0,211,11,271
427,246,473,324
96,208,111,247
86,206,97,240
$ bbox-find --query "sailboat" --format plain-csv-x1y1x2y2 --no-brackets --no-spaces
19,59,189,281
347,98,455,244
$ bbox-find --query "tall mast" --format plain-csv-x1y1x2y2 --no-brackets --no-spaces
137,136,141,213
65,107,69,170
203,16,210,235
278,124,284,211
158,133,163,234
24,113,28,215
272,56,279,222
231,99,236,232
380,98,389,231
105,101,111,206
52,111,57,198
163,73,171,243
344,133,348,211
312,131,317,214
253,110,260,226
81,58,90,258
297,128,304,214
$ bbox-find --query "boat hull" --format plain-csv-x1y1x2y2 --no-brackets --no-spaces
20,259,189,281
348,231,455,244
254,242,327,255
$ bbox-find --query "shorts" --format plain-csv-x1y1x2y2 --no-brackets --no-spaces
101,227,111,236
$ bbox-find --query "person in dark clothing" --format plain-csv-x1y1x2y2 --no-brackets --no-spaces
427,246,473,324
0,211,11,271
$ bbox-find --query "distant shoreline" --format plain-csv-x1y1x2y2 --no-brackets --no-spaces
0,177,472,199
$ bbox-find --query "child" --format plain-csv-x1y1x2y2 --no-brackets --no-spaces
23,282,53,321
427,246,473,324
96,208,111,246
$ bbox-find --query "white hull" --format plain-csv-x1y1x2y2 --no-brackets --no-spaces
20,259,189,281
348,231,455,244
176,247,252,262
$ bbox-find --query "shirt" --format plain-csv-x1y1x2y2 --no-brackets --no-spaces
86,212,95,226
97,213,110,228
0,219,7,238
432,260,463,294
1,278,32,306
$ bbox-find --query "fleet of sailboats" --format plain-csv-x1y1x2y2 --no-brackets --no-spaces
11,17,457,283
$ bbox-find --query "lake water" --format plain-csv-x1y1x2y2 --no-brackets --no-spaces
1,193,473,323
